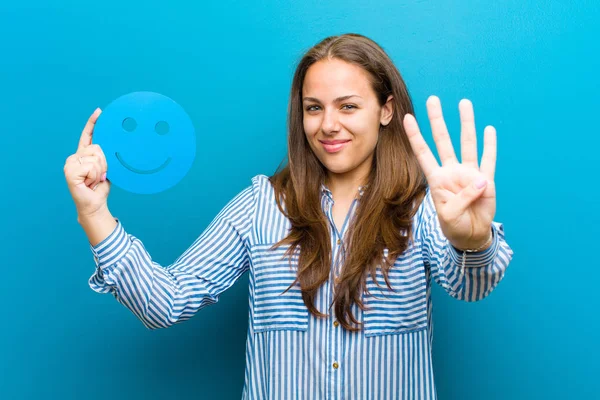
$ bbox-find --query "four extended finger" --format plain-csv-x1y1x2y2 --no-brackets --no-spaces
480,125,497,182
459,99,479,169
426,96,458,166
403,113,440,179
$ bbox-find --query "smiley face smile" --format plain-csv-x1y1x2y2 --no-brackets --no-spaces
115,152,172,174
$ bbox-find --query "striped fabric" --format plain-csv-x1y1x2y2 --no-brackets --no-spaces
88,174,514,399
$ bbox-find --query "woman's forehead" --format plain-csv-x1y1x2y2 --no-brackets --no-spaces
302,59,373,99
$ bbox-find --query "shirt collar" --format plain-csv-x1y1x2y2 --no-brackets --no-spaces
320,183,368,200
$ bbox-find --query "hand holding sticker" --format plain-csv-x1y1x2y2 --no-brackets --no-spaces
92,91,196,194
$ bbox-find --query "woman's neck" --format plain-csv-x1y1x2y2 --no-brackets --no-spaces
324,171,369,203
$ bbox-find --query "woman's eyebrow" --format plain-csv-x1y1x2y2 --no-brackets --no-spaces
302,95,363,103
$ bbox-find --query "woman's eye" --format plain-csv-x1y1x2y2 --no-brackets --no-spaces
305,104,356,112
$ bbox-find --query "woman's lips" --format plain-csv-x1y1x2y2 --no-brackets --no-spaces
320,140,350,153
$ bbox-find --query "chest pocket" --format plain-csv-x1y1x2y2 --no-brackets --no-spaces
250,243,309,333
361,243,428,337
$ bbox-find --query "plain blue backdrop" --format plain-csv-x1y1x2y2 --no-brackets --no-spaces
1,0,598,399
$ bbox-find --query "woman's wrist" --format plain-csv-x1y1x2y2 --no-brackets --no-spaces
78,206,118,247
451,227,494,253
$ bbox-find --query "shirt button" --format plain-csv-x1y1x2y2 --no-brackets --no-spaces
333,362,339,369
336,239,341,245
333,320,339,327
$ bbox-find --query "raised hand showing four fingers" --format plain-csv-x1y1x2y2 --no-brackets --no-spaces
403,96,497,251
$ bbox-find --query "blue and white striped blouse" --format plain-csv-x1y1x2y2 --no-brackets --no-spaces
88,174,514,400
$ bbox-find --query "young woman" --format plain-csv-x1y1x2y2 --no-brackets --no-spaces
64,33,514,399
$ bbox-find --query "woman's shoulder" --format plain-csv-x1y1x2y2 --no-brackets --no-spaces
240,174,279,206
250,173,271,186
249,174,275,195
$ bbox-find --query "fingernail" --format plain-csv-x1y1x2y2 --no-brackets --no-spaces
101,172,106,181
475,178,487,189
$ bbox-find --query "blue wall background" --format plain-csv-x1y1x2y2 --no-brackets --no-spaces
1,0,598,398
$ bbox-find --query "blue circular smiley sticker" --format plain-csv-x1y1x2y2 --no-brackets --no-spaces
93,91,196,194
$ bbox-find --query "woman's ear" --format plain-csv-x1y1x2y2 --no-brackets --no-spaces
380,95,394,126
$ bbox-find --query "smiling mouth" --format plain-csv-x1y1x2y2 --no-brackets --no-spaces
115,152,172,174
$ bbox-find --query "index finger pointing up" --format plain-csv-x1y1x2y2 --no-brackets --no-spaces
78,108,102,151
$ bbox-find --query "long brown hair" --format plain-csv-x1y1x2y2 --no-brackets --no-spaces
269,33,428,332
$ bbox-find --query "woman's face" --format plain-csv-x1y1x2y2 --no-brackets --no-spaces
302,58,393,184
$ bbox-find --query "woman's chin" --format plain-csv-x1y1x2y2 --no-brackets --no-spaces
322,162,353,175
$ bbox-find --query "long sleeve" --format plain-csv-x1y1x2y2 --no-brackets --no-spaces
417,187,514,302
87,183,256,329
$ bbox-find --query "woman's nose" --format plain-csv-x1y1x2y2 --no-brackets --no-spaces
321,109,340,134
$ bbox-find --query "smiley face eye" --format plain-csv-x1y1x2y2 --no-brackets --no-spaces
122,117,137,132
155,121,170,135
